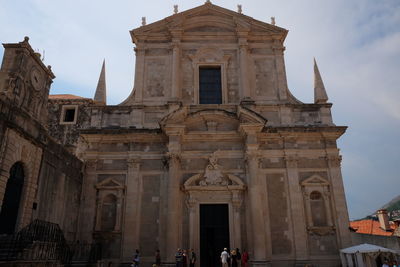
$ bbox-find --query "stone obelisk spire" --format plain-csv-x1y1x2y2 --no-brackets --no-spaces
314,58,328,104
94,59,107,104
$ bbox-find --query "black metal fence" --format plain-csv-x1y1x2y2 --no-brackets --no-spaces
0,219,101,264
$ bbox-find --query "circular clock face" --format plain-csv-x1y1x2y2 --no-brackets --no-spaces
30,68,42,91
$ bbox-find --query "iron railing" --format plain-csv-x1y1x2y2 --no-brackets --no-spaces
0,219,101,264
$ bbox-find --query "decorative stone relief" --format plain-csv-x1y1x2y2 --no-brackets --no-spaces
199,153,228,186
326,154,342,167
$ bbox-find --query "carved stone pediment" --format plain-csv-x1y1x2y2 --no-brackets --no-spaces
301,175,329,187
132,3,287,39
183,152,246,191
160,106,266,133
96,178,124,190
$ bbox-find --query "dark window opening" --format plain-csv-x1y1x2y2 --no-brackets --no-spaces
64,108,76,122
199,66,222,104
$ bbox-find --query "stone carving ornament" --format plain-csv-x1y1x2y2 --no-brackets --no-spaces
199,152,229,186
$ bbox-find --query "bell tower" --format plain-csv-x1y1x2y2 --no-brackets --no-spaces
0,36,55,125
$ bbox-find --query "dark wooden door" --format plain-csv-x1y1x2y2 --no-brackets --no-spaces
199,67,222,104
200,204,230,267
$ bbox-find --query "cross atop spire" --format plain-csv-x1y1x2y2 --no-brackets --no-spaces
314,58,328,104
94,59,107,105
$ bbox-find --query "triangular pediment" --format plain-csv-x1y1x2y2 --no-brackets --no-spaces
301,175,330,186
96,178,124,189
131,2,287,42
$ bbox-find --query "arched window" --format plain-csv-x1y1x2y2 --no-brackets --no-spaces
0,162,25,234
309,191,327,227
101,194,117,231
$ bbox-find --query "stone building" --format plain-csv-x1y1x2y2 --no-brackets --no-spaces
0,2,352,267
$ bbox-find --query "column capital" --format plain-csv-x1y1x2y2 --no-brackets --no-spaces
326,154,342,167
127,158,141,169
186,195,196,213
232,192,243,212
134,46,146,56
245,150,260,161
165,152,181,164
85,159,98,171
284,155,298,168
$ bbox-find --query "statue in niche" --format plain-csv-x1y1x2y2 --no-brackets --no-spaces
199,152,228,186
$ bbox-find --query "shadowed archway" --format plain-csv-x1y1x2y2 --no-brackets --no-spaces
0,162,25,234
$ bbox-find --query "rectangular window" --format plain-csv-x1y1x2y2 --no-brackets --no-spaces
199,66,222,104
60,105,78,124
64,108,76,122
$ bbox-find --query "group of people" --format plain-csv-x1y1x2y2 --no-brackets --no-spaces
382,260,398,267
175,248,197,267
220,248,249,267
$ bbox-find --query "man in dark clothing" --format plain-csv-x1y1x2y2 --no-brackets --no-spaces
189,249,196,267
175,248,183,267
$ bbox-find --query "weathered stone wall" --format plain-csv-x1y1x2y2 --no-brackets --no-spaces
47,98,93,152
351,232,400,251
36,139,83,241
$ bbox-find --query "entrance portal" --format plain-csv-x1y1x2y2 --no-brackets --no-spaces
0,162,25,234
200,204,230,267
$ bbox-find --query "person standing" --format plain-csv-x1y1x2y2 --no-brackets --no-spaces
231,249,237,267
241,249,248,267
133,249,140,267
189,249,196,267
236,248,241,267
182,250,188,267
155,249,161,267
221,248,229,267
175,248,183,267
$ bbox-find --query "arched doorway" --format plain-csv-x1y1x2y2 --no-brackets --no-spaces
0,162,25,234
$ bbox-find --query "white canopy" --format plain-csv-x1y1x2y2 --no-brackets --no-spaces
340,243,400,267
341,243,400,255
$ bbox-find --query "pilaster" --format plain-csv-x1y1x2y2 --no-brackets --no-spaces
122,157,141,260
238,35,251,100
78,159,98,242
284,154,308,259
272,40,288,101
241,123,268,264
170,30,182,100
326,154,352,248
134,45,146,102
164,126,184,263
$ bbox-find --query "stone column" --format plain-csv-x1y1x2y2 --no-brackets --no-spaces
187,195,196,253
95,195,102,231
232,191,243,249
122,158,141,260
285,155,308,259
78,159,98,242
134,45,145,102
171,41,181,100
115,189,123,231
165,151,182,263
239,39,251,100
272,40,288,101
245,151,267,263
326,154,352,248
323,189,334,227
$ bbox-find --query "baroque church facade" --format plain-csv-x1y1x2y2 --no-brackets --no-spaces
0,2,352,266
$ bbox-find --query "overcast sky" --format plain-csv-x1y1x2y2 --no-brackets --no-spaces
1,0,399,220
